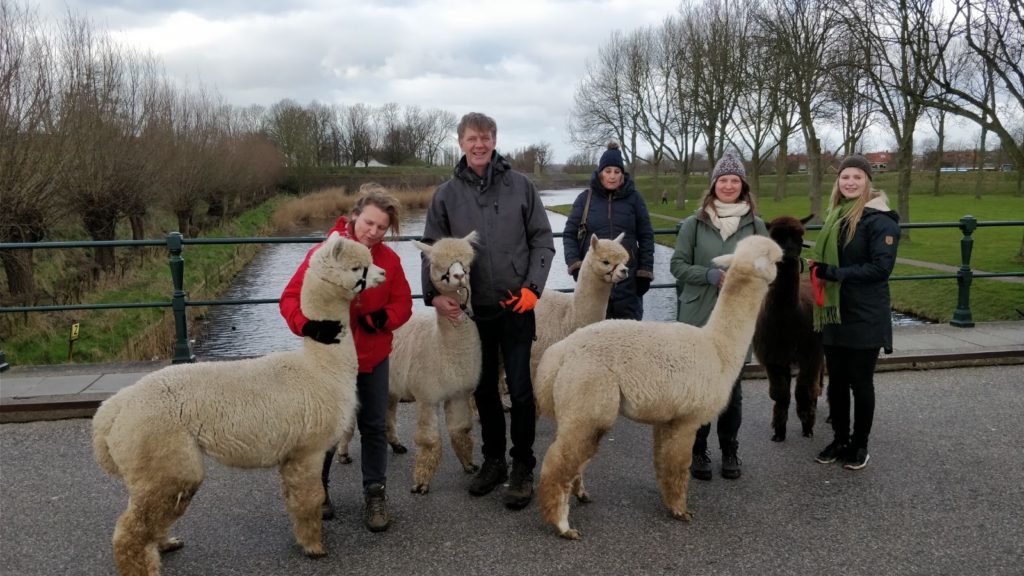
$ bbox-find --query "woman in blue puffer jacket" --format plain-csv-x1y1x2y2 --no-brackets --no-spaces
562,142,655,320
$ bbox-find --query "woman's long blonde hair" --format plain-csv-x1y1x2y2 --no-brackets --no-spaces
352,183,403,237
827,177,887,245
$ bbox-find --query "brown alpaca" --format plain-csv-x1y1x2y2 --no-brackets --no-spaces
753,215,825,441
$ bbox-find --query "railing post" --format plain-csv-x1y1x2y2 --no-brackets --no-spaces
950,215,977,328
167,232,196,363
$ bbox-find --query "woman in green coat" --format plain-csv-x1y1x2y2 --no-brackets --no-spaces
670,152,767,481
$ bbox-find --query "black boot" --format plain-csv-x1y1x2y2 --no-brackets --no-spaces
468,457,508,496
502,460,534,510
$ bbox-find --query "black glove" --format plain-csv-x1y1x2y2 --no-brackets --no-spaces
358,309,388,334
302,319,343,344
635,276,651,297
812,262,837,281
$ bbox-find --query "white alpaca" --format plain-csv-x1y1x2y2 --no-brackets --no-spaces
535,235,782,539
530,233,630,381
91,233,384,575
337,232,481,494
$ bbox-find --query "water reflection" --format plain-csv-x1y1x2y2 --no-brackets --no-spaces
194,188,920,358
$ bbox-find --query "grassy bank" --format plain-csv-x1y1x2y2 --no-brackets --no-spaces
1,198,287,365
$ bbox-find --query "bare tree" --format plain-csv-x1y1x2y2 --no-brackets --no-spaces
910,0,1024,194
339,103,375,166
924,105,948,195
420,108,456,166
826,37,876,156
0,0,65,298
757,0,843,222
734,27,783,199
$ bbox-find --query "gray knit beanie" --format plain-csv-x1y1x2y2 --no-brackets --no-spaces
838,154,873,180
711,153,747,184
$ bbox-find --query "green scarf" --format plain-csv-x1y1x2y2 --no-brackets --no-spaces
811,200,853,331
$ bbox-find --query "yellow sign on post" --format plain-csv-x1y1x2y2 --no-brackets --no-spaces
68,322,80,362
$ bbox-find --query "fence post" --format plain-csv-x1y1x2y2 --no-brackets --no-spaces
167,232,196,363
950,215,977,328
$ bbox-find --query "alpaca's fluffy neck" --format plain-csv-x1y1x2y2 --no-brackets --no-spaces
299,268,352,325
572,266,614,329
703,271,769,374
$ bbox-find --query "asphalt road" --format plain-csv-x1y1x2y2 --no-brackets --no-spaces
2,365,1022,576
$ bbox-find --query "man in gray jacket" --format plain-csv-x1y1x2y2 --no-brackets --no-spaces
422,112,554,510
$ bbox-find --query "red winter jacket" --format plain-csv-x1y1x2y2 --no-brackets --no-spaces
279,215,413,373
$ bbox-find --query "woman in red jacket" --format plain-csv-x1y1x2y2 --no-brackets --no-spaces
280,185,412,532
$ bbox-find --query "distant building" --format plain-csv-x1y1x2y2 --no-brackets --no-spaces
862,151,894,172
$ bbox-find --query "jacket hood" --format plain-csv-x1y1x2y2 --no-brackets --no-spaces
454,151,511,190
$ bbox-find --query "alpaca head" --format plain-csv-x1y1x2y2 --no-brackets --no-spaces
711,235,783,284
309,232,386,299
414,231,478,300
766,215,810,262
582,233,630,284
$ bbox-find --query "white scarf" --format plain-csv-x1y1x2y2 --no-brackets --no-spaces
706,200,750,240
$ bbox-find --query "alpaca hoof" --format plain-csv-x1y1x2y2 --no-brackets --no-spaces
390,442,408,455
303,544,326,558
559,528,581,540
336,453,353,465
575,491,592,504
411,484,430,495
771,431,786,442
159,537,184,553
671,509,693,522
464,463,480,474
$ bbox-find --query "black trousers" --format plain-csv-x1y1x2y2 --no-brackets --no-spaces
473,307,537,468
323,357,390,491
824,345,879,449
693,376,743,454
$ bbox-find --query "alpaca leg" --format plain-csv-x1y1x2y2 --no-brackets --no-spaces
411,402,442,494
539,423,606,540
795,358,825,437
279,453,326,557
335,420,355,465
443,394,478,474
386,395,408,454
653,419,698,521
571,462,592,503
113,478,199,576
765,364,792,442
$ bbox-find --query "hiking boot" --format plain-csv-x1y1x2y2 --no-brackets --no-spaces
468,457,508,496
815,439,848,464
721,451,742,480
843,447,870,470
363,483,390,532
690,450,713,481
502,461,534,510
321,489,335,520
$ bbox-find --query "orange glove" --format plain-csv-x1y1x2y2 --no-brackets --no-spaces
501,287,538,313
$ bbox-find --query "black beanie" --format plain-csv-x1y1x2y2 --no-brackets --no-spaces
598,141,625,172
839,155,873,180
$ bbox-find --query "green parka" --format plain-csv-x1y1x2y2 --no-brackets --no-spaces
670,209,768,328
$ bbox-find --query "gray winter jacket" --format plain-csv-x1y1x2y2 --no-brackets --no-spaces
422,152,555,308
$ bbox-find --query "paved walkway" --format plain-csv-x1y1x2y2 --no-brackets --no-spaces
1,321,1021,423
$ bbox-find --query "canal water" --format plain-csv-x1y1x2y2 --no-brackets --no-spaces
194,188,921,358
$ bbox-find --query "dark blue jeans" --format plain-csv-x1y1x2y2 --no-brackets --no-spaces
824,346,879,449
473,307,537,469
693,376,743,455
323,357,390,491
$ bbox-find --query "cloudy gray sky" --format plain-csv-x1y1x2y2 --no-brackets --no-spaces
34,0,677,163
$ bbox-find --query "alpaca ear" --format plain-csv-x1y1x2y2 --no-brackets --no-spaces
711,253,734,269
328,233,346,259
590,233,600,251
613,232,625,244
413,240,432,255
463,230,479,245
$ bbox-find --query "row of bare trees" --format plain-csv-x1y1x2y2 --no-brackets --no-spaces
1,1,284,299
569,0,1024,223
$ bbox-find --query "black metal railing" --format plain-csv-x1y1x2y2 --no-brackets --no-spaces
1,216,1021,365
